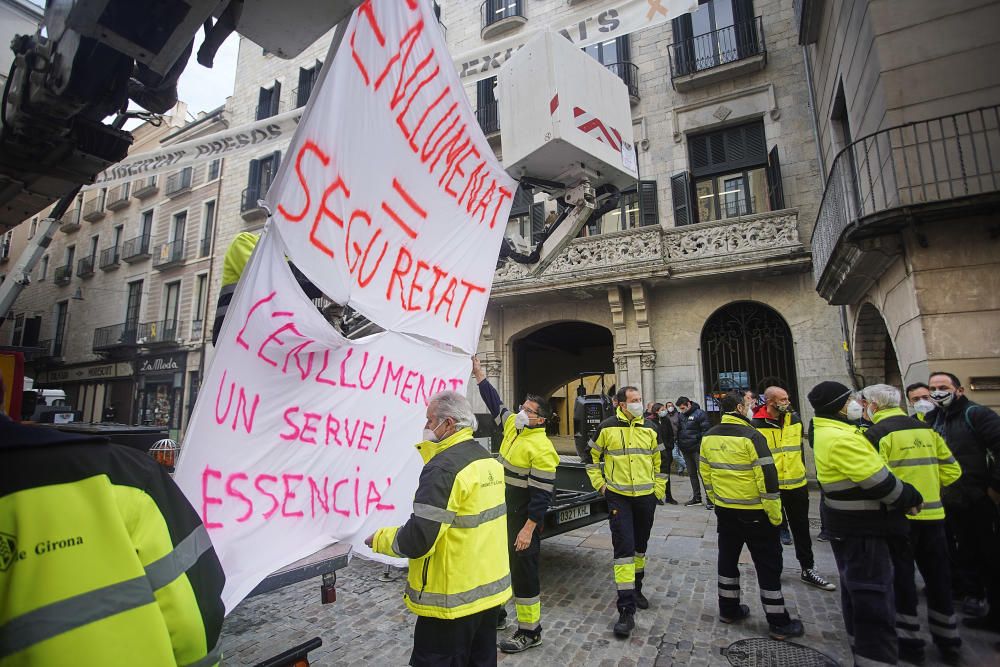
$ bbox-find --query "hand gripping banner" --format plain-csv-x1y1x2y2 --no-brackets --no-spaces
174,230,470,611
267,0,517,354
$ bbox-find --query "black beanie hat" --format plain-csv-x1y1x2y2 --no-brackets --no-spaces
807,381,852,415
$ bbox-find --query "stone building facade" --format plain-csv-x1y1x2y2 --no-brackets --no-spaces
800,0,1000,409
448,0,851,429
0,104,230,436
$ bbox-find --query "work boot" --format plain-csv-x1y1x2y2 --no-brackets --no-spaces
899,643,926,665
780,527,793,545
719,604,750,624
498,630,542,654
613,610,635,638
635,589,649,609
664,496,678,505
936,644,961,665
801,569,836,591
705,502,715,510
962,596,989,618
684,498,701,507
768,618,805,640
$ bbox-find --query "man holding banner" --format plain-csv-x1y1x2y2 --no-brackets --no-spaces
473,355,559,653
366,391,511,666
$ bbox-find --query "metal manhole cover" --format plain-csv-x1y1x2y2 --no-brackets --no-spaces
725,638,840,667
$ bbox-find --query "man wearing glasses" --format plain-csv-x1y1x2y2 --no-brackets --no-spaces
473,356,560,654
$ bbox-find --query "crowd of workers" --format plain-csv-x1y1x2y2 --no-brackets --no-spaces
3,362,999,666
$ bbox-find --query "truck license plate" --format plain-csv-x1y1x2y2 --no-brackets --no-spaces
558,505,591,524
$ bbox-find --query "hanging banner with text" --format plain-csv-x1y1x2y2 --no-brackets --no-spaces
174,231,470,611
267,0,517,354
83,108,303,190
453,0,696,86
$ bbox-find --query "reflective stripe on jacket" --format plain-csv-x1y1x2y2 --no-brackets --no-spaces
699,413,782,524
813,415,922,537
865,407,961,521
0,421,225,666
587,408,666,499
477,379,560,523
752,407,807,490
372,428,511,619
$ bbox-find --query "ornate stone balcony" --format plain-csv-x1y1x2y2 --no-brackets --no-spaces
492,209,806,296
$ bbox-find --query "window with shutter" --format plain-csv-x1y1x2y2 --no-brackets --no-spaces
687,119,777,222
671,172,694,226
638,180,658,226
510,186,532,216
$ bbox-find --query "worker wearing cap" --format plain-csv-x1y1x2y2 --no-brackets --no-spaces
809,381,924,667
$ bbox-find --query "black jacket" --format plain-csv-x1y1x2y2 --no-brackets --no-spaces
653,417,674,449
928,396,1000,506
676,402,712,452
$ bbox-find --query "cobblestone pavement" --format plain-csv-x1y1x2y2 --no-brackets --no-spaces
220,476,999,666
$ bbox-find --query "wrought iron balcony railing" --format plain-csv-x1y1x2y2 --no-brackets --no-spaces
811,105,1000,293
59,208,81,233
122,234,151,262
165,168,193,196
93,323,138,351
53,264,72,285
481,0,525,38
669,16,766,79
154,239,185,268
137,319,181,345
106,183,130,210
82,196,105,221
605,61,640,102
99,246,120,270
76,256,95,278
133,176,159,198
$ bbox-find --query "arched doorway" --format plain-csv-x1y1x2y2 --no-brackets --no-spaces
512,321,614,440
854,303,902,388
701,302,800,414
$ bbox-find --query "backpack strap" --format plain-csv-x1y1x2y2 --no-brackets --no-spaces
965,405,980,431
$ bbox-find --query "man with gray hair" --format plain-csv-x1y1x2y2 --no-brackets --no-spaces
863,384,962,664
366,390,511,666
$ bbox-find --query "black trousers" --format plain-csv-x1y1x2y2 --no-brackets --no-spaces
681,449,702,501
410,606,500,667
779,485,814,570
894,520,961,649
506,510,542,636
658,452,675,500
715,507,791,626
831,535,898,666
607,490,657,612
945,494,1000,603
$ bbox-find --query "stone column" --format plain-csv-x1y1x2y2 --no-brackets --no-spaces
641,351,657,403
613,353,629,390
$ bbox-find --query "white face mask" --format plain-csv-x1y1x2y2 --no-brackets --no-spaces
667,406,676,413
913,399,935,416
626,402,644,418
423,420,447,443
930,390,955,408
658,409,668,418
514,410,531,429
845,400,864,421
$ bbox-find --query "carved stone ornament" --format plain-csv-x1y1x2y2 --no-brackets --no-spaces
483,360,503,378
663,212,800,261
640,352,657,370
613,354,628,372
495,228,662,285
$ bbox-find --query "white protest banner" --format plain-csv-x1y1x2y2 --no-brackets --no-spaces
453,0,697,86
267,0,516,354
173,229,471,611
83,108,302,191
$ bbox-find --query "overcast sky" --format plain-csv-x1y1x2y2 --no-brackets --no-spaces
176,33,240,119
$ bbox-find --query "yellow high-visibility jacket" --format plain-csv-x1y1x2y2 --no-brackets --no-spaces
587,408,666,499
0,421,225,667
372,428,511,619
752,407,807,490
700,413,782,525
865,407,961,521
813,415,923,537
477,378,560,523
